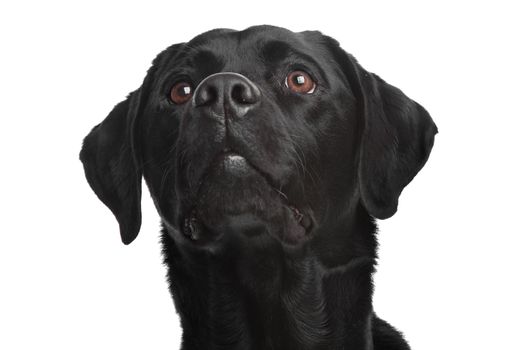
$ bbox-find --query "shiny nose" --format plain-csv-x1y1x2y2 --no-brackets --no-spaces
193,72,261,118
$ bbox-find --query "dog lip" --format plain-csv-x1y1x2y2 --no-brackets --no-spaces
182,210,200,240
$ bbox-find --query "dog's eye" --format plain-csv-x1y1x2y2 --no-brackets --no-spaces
285,70,316,94
170,82,193,104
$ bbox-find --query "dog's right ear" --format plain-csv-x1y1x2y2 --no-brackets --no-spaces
80,91,142,245
80,43,181,244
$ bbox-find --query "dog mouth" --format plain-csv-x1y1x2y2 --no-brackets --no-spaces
180,151,314,244
182,203,313,243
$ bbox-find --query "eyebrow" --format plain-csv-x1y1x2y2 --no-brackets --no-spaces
160,47,224,80
261,40,295,62
190,49,223,68
260,40,323,72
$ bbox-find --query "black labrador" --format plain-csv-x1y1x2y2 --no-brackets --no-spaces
80,25,437,350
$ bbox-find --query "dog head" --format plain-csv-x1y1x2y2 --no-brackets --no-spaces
80,25,437,248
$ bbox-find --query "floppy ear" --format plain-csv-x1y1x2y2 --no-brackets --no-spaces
79,43,181,244
353,60,438,219
80,91,142,244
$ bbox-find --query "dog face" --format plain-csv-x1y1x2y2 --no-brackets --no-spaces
80,26,437,248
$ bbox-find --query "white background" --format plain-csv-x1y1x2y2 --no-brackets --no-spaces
1,1,524,349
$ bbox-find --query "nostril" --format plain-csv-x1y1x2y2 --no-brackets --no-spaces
231,83,255,105
193,73,260,114
195,85,218,107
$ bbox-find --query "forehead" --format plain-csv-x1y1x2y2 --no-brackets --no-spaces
161,26,332,74
190,26,309,55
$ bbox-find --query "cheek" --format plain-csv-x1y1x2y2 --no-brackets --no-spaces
297,100,360,213
141,116,179,172
318,105,361,207
140,112,181,211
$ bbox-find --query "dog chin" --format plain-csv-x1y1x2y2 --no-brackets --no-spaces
180,153,313,245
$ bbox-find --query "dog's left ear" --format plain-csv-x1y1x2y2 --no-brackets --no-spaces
80,90,143,245
343,55,438,219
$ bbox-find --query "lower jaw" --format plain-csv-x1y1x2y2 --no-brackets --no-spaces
177,153,314,245
180,202,314,246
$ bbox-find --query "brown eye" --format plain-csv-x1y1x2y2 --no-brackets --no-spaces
285,70,316,94
170,82,193,104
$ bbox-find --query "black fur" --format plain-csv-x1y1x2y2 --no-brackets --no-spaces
80,25,437,349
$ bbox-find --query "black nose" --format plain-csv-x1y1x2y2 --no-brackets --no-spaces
193,72,261,118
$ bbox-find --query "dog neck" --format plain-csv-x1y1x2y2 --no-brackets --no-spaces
161,204,377,350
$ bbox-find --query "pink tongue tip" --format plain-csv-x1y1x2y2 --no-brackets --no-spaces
290,206,304,222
